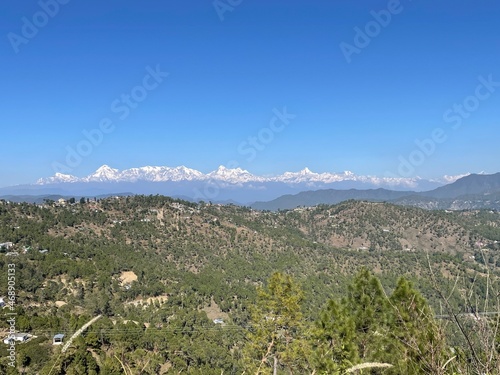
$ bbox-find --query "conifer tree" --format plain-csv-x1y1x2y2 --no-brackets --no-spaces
315,268,394,374
345,267,391,363
243,272,313,374
314,298,358,373
387,277,450,375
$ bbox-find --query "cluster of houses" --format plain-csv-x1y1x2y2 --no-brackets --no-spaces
0,242,49,257
0,242,19,257
1,296,65,345
2,333,65,346
3,333,30,345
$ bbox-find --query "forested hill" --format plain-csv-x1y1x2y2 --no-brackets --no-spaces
251,172,500,211
1,196,500,374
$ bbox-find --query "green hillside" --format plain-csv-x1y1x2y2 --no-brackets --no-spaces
1,196,499,374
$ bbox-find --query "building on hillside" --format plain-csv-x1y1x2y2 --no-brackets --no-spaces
0,242,13,250
53,334,65,345
3,333,29,345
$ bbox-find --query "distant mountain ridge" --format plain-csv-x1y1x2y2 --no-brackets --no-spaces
251,173,500,211
420,172,500,199
250,188,414,211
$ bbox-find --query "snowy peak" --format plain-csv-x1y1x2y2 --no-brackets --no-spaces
120,166,205,182
84,165,120,182
278,168,358,184
170,166,205,180
298,167,312,175
210,165,251,175
37,173,79,184
207,166,260,183
440,173,471,184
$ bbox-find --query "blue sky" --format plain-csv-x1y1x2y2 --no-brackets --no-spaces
1,0,499,186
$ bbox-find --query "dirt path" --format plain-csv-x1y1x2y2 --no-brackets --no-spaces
62,315,102,353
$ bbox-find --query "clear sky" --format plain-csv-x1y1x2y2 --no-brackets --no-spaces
1,0,499,186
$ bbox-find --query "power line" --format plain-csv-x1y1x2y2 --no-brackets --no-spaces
21,323,251,336
435,311,500,319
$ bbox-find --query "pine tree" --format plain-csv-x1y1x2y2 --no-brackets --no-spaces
387,277,450,375
314,298,358,373
345,267,392,363
243,272,313,374
315,268,395,373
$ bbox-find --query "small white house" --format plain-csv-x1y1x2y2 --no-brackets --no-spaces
0,242,13,250
53,334,65,345
3,333,29,345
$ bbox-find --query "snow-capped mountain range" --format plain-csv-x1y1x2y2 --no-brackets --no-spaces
0,165,484,205
36,164,465,189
